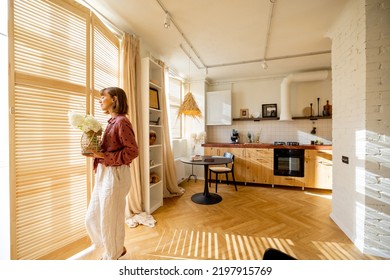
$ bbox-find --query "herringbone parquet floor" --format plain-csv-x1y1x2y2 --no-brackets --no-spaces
76,180,386,260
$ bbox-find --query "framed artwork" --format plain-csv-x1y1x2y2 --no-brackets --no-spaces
240,108,249,118
262,103,277,118
149,88,160,109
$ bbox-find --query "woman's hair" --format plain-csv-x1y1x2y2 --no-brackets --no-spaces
100,87,129,115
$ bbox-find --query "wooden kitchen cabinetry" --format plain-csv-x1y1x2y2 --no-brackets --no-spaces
204,147,246,182
304,150,332,190
273,175,305,189
204,146,224,157
203,144,333,190
246,148,274,185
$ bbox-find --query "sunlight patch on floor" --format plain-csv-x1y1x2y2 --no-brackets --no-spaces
304,191,332,200
150,228,296,260
311,240,377,260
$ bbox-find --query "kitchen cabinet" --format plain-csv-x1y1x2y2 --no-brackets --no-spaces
206,90,232,125
273,175,305,189
204,147,246,182
141,57,164,214
204,146,224,157
246,148,274,184
203,144,332,190
304,150,332,190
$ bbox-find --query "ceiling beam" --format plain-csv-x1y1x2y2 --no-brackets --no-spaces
263,0,277,61
204,50,331,69
156,0,330,73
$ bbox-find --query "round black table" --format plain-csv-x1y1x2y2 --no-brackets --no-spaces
180,156,232,205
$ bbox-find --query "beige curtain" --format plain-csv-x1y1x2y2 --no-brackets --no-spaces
119,34,182,222
158,63,185,197
120,33,143,216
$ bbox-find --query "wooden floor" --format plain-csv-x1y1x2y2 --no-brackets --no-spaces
75,180,385,260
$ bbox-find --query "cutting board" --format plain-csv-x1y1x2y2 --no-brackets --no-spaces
302,107,314,117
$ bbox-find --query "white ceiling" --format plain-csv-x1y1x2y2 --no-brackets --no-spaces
84,0,348,82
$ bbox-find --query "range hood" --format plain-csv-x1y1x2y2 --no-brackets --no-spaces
279,70,329,121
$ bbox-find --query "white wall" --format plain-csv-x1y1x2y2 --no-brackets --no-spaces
329,0,390,258
364,0,390,257
206,74,332,144
0,0,10,260
209,75,332,119
329,0,366,249
183,80,207,179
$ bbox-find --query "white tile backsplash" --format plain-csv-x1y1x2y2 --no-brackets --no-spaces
206,118,332,144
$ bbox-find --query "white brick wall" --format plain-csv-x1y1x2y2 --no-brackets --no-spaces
364,0,390,257
330,0,367,249
330,0,390,258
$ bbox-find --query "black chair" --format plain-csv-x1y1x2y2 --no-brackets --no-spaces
208,152,237,193
262,248,296,260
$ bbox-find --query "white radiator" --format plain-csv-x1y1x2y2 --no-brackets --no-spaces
174,158,185,184
172,139,187,184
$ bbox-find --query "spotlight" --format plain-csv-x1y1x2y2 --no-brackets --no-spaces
262,60,268,70
164,12,171,29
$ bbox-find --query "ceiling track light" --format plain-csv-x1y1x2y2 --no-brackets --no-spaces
262,60,268,70
156,0,205,68
164,12,171,28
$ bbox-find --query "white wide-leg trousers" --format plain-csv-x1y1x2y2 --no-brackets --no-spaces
85,164,131,260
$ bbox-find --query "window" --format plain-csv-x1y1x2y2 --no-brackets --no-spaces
168,77,183,139
92,14,119,128
11,0,119,259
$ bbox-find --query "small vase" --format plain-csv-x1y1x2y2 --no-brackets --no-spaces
81,132,101,155
323,100,332,116
149,130,157,145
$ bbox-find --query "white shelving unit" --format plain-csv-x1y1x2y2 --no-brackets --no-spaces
141,57,164,214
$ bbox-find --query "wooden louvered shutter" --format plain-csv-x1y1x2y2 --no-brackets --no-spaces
11,0,91,259
91,14,120,126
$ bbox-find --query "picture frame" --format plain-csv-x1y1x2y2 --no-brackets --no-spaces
262,103,277,118
149,88,160,110
149,116,160,125
240,108,249,118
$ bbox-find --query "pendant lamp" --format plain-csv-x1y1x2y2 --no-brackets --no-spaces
177,57,202,118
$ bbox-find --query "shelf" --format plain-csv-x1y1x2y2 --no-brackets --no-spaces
150,163,163,169
233,117,279,121
232,116,331,121
149,107,161,113
142,57,164,214
150,181,162,189
149,81,162,90
149,124,162,129
292,116,332,120
150,144,163,148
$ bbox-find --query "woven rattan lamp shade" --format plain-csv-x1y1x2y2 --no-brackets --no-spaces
178,91,202,118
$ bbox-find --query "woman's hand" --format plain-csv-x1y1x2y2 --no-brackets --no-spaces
90,150,104,159
82,152,95,158
82,150,104,158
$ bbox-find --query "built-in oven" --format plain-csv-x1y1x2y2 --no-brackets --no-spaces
274,147,304,177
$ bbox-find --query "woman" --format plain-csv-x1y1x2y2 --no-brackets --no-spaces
84,87,139,260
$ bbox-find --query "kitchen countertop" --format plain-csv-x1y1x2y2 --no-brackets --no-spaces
202,143,332,150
